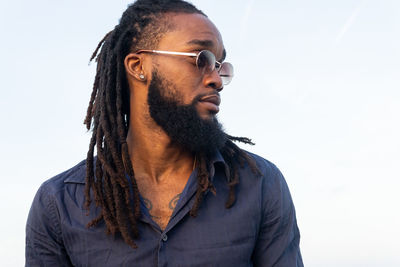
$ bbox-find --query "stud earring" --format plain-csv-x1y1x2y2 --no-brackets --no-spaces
139,73,145,80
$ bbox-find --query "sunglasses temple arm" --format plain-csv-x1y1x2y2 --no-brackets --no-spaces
150,50,197,57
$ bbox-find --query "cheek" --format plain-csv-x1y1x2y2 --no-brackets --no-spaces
185,80,204,104
158,62,203,102
174,75,203,104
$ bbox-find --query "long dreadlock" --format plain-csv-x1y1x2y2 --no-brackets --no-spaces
84,0,261,249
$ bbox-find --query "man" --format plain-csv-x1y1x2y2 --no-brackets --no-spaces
26,0,303,266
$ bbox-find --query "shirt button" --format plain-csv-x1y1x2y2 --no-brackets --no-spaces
161,234,168,242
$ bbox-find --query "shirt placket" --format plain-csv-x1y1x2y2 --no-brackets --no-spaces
129,155,224,267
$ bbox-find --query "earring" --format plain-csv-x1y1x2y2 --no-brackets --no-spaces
139,73,145,80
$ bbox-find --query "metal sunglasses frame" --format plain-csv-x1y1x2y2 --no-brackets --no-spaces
135,49,233,83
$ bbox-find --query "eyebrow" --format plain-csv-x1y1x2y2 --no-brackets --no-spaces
187,39,227,62
187,39,214,48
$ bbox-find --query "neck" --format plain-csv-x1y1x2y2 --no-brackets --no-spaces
126,116,194,184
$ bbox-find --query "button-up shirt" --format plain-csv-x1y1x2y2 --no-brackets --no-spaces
26,151,303,266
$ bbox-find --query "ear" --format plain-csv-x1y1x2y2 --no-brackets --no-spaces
124,53,147,82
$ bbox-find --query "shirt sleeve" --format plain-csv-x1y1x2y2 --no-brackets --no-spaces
25,183,73,267
252,165,303,267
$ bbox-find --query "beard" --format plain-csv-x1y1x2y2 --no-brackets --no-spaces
147,70,227,156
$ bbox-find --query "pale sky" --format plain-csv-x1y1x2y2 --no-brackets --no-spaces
1,0,399,266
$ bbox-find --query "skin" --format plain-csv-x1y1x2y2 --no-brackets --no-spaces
123,13,226,230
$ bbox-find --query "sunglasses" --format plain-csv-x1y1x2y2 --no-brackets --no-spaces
135,49,234,85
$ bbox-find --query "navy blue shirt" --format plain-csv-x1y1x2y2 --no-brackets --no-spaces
26,152,303,266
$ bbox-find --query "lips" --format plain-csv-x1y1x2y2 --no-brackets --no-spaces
199,94,221,106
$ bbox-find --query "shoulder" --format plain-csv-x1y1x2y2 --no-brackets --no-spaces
28,159,89,234
32,159,87,212
240,151,292,205
44,159,87,186
245,151,282,177
242,151,285,187
243,154,303,265
39,159,87,192
26,160,90,264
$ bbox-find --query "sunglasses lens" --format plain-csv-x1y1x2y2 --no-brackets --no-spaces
196,50,234,85
196,50,216,72
219,62,234,85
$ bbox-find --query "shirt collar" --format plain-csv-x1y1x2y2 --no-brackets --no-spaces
207,149,230,182
64,150,230,185
63,159,87,184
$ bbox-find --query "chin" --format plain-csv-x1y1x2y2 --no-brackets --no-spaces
198,111,217,121
195,106,218,120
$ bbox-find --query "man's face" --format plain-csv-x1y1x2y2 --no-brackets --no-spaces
145,13,228,154
146,13,226,120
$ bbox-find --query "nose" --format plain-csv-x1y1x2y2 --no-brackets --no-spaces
203,68,223,92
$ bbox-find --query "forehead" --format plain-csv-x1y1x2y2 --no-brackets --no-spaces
156,13,225,58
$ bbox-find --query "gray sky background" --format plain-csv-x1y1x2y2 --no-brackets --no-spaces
0,0,399,266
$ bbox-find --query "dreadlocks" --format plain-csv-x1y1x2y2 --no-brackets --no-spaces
84,0,261,249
